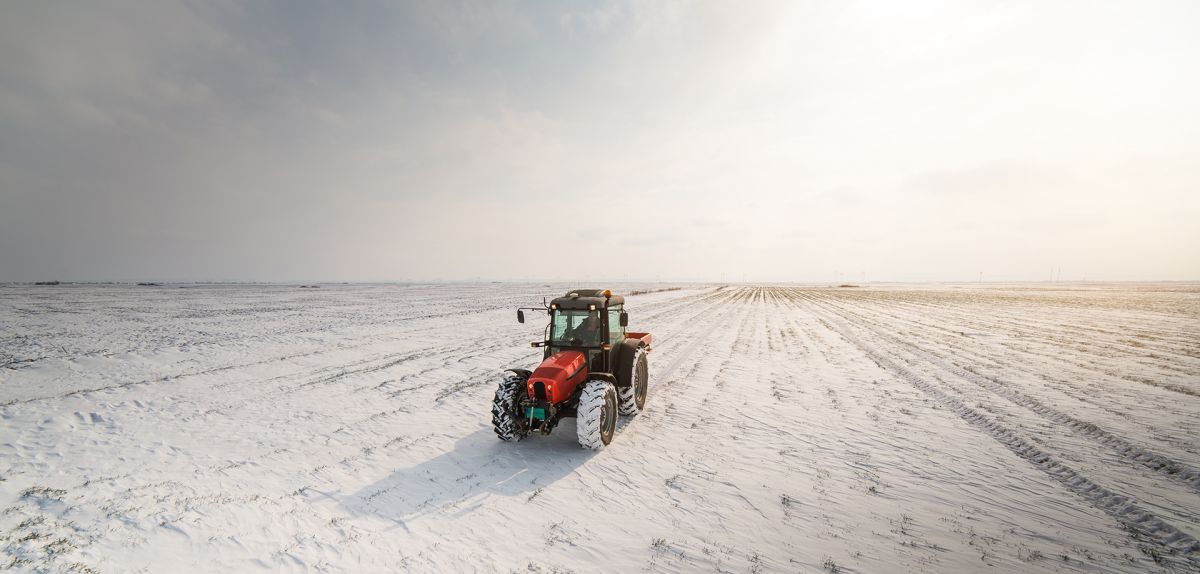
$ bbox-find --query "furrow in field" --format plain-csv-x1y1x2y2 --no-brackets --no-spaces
764,288,1103,570
857,290,1197,380
856,291,1200,397
805,301,1200,568
801,297,1200,549
796,292,1200,539
806,287,1200,461
802,291,1200,496
829,290,1199,385
607,288,778,571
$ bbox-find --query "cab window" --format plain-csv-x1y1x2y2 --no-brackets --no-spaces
551,310,602,346
607,305,625,344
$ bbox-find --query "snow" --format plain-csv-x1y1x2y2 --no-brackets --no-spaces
1,283,1198,572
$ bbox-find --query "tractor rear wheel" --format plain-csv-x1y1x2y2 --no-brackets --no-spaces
617,346,649,416
492,372,528,441
577,380,617,449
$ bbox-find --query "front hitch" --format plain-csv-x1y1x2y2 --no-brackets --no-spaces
521,399,557,434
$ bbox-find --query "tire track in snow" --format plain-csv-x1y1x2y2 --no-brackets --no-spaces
847,290,1200,399
803,291,1200,496
622,287,753,435
640,288,742,346
632,287,730,325
816,290,1200,461
887,289,1200,362
0,344,373,408
133,335,516,483
627,287,775,563
807,304,1200,567
654,301,739,385
52,341,533,543
0,286,528,376
615,288,746,391
1,316,479,408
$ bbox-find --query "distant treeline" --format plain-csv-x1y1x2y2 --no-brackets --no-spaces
628,287,683,296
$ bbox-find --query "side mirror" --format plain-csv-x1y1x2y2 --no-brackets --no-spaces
619,311,629,327
517,310,525,324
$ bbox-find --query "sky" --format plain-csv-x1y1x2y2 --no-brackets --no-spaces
1,1,1198,283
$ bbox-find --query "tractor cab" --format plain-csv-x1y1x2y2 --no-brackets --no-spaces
540,289,626,374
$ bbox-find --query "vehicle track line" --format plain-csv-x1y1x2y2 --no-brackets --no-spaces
800,290,1200,496
808,306,1200,565
655,288,755,385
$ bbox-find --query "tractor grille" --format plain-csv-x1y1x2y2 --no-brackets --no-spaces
533,381,547,401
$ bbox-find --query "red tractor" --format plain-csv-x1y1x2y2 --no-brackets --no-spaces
492,289,652,449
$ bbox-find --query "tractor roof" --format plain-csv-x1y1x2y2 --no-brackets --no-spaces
551,289,624,310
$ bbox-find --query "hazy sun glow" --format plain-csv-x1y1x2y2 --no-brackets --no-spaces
1,1,1197,282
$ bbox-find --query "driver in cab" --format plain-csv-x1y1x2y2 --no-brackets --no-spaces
567,312,602,346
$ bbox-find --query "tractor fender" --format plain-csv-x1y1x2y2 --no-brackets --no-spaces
588,373,618,385
504,368,532,380
614,337,645,388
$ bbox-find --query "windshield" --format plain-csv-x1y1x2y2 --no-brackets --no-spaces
550,310,603,347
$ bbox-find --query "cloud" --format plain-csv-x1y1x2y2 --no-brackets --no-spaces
1,1,1198,282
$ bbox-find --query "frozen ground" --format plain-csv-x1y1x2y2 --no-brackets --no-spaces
1,283,1198,573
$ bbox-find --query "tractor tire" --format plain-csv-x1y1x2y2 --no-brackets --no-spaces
492,372,528,441
576,380,617,450
617,346,649,416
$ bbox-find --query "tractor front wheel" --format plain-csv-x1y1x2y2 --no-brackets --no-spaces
492,372,529,441
577,380,617,449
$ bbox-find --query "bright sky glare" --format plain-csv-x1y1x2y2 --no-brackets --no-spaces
1,1,1198,282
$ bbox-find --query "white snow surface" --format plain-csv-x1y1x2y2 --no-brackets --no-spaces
1,283,1198,573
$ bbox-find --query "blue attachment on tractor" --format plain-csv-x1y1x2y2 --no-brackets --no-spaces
526,407,547,421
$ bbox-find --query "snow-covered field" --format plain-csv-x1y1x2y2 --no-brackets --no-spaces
1,283,1198,573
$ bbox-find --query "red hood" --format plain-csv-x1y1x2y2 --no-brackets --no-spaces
528,351,588,403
